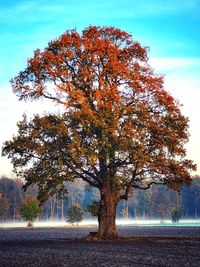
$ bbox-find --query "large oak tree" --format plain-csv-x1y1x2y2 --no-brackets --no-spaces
2,26,196,237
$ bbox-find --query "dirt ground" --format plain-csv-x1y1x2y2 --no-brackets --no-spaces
0,226,200,267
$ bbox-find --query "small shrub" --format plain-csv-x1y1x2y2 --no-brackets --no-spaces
170,207,182,223
67,205,83,225
20,196,41,227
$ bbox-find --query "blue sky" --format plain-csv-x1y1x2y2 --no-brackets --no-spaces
0,0,200,175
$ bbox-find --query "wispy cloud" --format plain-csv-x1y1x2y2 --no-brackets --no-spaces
135,0,199,15
1,0,199,24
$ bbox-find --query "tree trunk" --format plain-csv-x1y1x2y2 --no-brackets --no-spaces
50,198,56,221
97,187,120,238
124,201,129,218
61,199,64,222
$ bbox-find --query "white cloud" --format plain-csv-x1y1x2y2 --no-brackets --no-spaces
0,82,63,176
149,57,200,73
150,57,200,174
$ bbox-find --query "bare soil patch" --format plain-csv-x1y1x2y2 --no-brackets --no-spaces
0,226,200,266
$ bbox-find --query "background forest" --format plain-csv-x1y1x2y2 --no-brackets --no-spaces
0,176,200,222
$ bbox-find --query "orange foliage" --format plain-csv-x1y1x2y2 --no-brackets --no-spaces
7,25,196,201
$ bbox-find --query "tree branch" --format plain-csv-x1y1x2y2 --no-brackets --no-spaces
133,180,166,190
120,170,137,200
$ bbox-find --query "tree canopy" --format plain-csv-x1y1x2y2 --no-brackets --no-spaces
2,26,196,237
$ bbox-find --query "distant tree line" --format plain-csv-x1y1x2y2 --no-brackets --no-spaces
0,175,200,222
